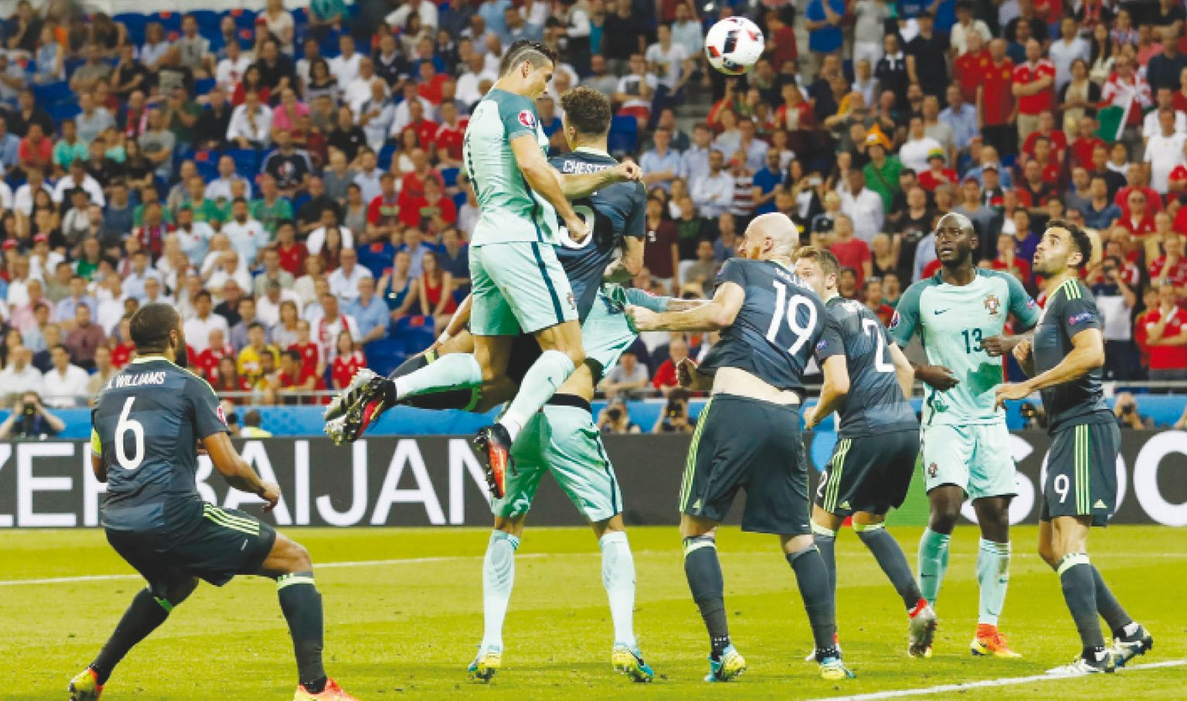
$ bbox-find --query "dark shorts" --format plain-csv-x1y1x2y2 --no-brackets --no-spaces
1040,419,1120,527
815,428,920,517
106,503,277,598
680,394,810,535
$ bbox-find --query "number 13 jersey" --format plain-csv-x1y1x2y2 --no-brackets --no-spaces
699,258,829,394
888,269,1040,427
90,357,230,532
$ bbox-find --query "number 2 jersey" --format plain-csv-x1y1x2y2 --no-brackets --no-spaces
699,258,829,394
549,147,647,321
91,357,230,532
814,297,917,438
889,268,1040,426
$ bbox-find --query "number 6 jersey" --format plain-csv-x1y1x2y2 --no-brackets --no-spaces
699,258,829,394
888,269,1040,427
90,357,230,532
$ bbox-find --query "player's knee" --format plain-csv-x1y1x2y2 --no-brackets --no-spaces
929,507,960,533
283,539,313,572
165,577,199,607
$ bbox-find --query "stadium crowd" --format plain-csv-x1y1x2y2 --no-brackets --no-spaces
1,0,1186,411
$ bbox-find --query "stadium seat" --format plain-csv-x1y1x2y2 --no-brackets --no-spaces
32,81,72,107
193,77,216,96
154,11,182,33
608,116,638,157
230,9,257,31
191,10,221,37
452,191,467,210
114,13,147,46
223,148,260,180
378,144,398,170
194,156,218,183
441,167,459,188
362,336,406,376
48,102,81,125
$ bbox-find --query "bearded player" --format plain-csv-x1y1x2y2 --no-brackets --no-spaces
996,221,1153,676
888,212,1040,658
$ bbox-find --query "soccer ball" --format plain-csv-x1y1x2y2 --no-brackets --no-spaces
705,17,765,75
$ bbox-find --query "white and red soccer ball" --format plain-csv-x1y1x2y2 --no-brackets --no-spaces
705,17,765,76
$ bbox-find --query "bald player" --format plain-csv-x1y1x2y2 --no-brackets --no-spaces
627,213,853,683
888,212,1040,658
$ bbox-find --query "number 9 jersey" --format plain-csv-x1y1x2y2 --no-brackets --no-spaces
91,357,231,532
699,258,828,394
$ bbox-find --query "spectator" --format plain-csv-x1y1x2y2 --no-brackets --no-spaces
0,390,63,438
41,344,88,408
862,277,894,326
907,11,950,98
1100,55,1153,158
690,149,734,219
652,387,696,433
828,213,873,285
0,346,42,403
900,115,945,173
1144,109,1187,195
1113,392,1154,429
1146,27,1187,94
1013,39,1056,144
1088,255,1139,380
597,396,642,433
601,350,650,399
330,330,366,390
64,304,105,370
1141,283,1187,381
641,127,682,192
651,335,690,395
805,0,845,69
840,169,885,244
86,345,117,399
227,90,273,150
329,247,373,302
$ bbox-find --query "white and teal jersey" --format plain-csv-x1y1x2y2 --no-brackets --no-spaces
463,88,558,246
888,269,1040,426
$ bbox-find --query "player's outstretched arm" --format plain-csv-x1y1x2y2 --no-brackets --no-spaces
510,135,588,240
202,432,281,511
604,236,645,283
561,161,642,200
805,356,849,430
626,282,744,333
430,294,473,351
995,328,1104,408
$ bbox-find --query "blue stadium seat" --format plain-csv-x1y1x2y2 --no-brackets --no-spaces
32,81,72,106
452,192,467,210
154,11,182,33
378,143,398,170
231,9,258,31
441,167,459,188
114,13,147,46
608,116,638,156
191,10,221,36
193,77,216,96
48,102,81,125
63,56,85,79
223,148,260,181
362,336,406,376
194,157,218,183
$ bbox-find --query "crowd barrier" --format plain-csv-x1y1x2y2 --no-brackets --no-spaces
2,431,1184,529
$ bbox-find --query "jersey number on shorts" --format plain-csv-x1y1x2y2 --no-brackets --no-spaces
556,204,597,249
766,280,818,355
1053,474,1070,503
862,318,894,372
115,397,146,470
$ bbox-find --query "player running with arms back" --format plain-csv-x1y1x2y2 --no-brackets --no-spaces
996,221,1153,676
794,247,937,658
69,303,354,701
888,212,1040,658
627,213,853,682
330,40,640,498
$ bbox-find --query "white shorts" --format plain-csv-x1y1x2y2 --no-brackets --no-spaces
920,422,1017,501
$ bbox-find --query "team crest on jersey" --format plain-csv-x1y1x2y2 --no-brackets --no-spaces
983,294,1001,316
518,110,537,129
927,462,938,478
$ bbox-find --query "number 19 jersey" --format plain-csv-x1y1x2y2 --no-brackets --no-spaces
888,269,1039,426
699,258,828,393
91,357,230,532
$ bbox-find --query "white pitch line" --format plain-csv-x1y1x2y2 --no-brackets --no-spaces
809,659,1187,701
0,553,553,587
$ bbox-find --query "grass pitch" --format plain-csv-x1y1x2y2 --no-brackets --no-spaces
3,525,1184,700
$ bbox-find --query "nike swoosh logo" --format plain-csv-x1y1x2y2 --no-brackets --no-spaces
933,309,950,315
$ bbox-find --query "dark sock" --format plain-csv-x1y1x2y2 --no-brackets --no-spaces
683,536,730,658
385,352,481,411
857,525,924,610
1091,565,1133,637
813,528,837,605
787,545,838,652
277,572,327,692
91,588,173,685
1058,554,1105,651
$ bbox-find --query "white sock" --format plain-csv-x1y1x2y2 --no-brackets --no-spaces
498,350,575,443
600,531,637,648
394,353,482,400
481,530,519,651
976,538,1011,626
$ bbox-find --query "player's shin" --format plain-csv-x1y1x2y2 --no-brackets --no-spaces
683,535,730,659
277,572,327,693
1091,565,1134,636
855,522,924,610
976,538,1011,626
393,353,483,402
786,544,839,655
481,531,519,652
600,531,637,648
89,587,175,685
498,350,575,441
810,521,838,603
917,528,951,606
1057,554,1107,657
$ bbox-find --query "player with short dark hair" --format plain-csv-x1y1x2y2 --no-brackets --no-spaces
626,213,853,682
888,211,1040,658
69,303,355,701
996,221,1153,676
794,246,937,658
